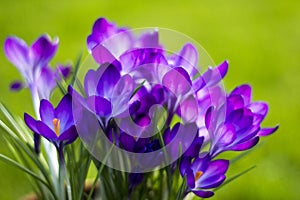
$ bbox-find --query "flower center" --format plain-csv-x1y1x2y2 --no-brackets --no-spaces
195,171,203,181
53,118,61,136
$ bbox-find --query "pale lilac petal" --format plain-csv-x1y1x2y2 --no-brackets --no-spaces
200,60,228,88
173,43,198,77
36,66,56,99
4,36,29,71
178,95,198,123
162,67,192,95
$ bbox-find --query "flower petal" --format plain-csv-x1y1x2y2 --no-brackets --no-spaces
36,121,57,141
230,84,252,105
4,36,29,72
192,190,214,198
96,64,121,98
24,113,39,133
172,43,198,77
86,95,112,116
58,125,78,144
55,94,73,131
39,99,55,128
31,35,58,68
230,137,259,151
162,67,192,95
257,125,279,136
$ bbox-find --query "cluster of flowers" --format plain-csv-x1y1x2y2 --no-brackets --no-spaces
4,18,278,199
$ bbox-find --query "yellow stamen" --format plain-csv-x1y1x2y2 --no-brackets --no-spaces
195,171,203,181
133,136,137,141
53,118,61,136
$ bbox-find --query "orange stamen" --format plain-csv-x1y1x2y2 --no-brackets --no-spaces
53,118,61,136
195,171,203,181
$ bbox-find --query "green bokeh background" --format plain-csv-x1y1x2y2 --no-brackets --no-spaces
0,0,299,199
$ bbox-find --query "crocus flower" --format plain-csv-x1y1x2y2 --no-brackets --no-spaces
206,84,279,157
4,35,58,86
180,154,229,198
24,94,78,149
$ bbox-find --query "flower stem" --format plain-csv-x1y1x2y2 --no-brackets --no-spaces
58,145,72,200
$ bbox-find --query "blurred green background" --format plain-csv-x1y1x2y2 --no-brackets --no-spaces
0,0,299,199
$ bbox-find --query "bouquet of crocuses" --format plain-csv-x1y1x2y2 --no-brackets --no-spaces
0,17,278,200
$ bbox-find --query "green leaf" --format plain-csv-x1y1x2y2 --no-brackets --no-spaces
0,154,50,188
213,165,256,192
71,52,83,86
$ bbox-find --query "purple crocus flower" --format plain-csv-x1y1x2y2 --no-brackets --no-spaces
206,84,279,157
4,35,62,101
180,154,229,198
4,35,58,86
24,94,78,149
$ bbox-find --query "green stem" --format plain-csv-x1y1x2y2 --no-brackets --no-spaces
58,146,72,200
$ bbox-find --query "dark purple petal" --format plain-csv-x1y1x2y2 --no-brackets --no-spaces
179,157,192,176
202,159,229,178
24,113,39,133
39,99,55,128
162,67,192,95
4,36,29,71
184,136,204,158
119,133,136,152
86,95,112,116
151,84,164,104
87,18,119,50
257,125,279,136
226,109,244,123
36,121,57,141
163,123,180,145
186,168,196,189
192,154,211,173
230,84,252,105
205,106,214,129
230,137,259,151
9,80,23,91
31,35,58,68
96,64,121,98
58,125,78,144
200,174,226,189
55,94,73,131
33,133,41,154
192,190,214,198
227,94,245,112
